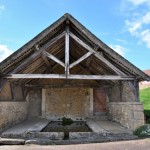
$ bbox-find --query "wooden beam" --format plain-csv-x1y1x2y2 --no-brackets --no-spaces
65,26,70,76
69,32,126,76
5,74,134,80
25,83,112,88
11,31,65,74
42,55,50,67
0,78,5,92
10,83,14,100
134,79,139,102
43,51,65,67
69,51,92,68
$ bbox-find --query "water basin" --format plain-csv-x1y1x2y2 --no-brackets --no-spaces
42,121,92,139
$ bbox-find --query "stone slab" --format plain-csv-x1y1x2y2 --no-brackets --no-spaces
26,132,64,140
26,119,50,132
0,138,25,145
86,120,108,133
1,118,49,138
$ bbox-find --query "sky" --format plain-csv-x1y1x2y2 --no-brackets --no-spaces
0,0,150,70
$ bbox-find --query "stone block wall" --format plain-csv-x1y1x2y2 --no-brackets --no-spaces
108,102,145,130
0,102,27,132
0,82,24,101
42,88,93,120
110,81,136,102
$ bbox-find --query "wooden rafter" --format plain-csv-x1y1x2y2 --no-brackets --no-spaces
5,74,134,80
43,51,65,67
11,31,65,74
42,55,50,67
69,51,92,68
69,32,126,76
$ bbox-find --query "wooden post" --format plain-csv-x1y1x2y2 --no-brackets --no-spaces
134,79,139,102
10,83,14,100
119,81,122,102
65,25,70,77
0,78,5,92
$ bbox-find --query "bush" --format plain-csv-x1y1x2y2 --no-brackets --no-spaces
62,117,73,126
134,124,150,137
144,110,150,123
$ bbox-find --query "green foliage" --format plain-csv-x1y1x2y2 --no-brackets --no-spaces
140,88,150,123
62,117,73,126
134,124,150,137
140,88,150,110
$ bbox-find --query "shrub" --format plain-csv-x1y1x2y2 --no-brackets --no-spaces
62,117,73,126
134,124,150,137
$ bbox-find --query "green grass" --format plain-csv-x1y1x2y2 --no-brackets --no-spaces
140,87,150,110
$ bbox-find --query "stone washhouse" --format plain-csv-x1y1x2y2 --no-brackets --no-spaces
0,13,150,135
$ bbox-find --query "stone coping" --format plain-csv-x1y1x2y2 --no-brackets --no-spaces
0,101,27,103
109,102,143,105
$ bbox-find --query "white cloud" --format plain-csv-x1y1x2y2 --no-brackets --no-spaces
140,29,150,48
0,45,13,62
125,20,142,36
142,12,150,24
115,38,128,44
128,0,150,5
125,11,150,48
110,45,127,56
0,5,5,13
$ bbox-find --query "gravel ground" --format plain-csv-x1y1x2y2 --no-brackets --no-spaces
0,139,150,150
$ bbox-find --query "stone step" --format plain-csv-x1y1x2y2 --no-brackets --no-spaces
94,112,107,116
93,115,108,121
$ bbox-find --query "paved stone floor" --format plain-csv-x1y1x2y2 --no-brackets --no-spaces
2,118,132,137
0,118,136,145
1,118,50,138
87,119,132,134
0,139,150,150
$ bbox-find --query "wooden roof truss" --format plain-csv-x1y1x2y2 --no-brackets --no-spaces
4,25,134,81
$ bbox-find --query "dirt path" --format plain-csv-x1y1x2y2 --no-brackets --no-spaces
0,139,150,150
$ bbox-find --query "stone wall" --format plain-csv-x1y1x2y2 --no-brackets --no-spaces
110,81,136,102
0,102,27,132
0,82,24,101
0,82,12,101
42,88,93,120
108,102,145,130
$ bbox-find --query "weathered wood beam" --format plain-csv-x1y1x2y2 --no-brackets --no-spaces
134,79,139,102
10,83,14,100
42,55,50,67
69,51,92,68
43,51,65,67
5,74,134,80
65,26,70,76
25,83,112,88
11,31,65,74
0,78,5,92
69,32,125,76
